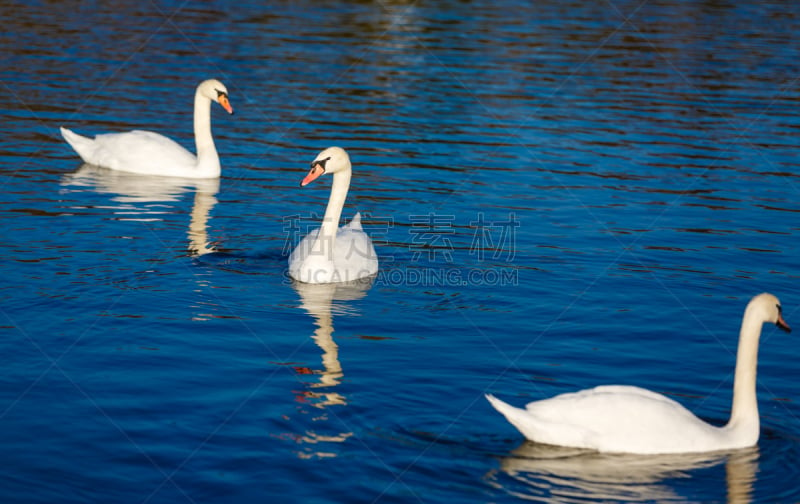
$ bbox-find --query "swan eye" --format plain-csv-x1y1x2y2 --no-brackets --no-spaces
311,156,331,170
215,89,227,99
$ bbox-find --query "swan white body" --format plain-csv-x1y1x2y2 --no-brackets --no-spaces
288,147,379,284
487,293,791,454
60,79,233,178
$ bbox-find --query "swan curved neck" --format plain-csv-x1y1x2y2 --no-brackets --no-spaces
317,167,352,253
727,309,764,433
193,90,220,176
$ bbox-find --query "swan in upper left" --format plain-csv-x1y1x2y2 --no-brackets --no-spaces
60,79,233,178
288,147,379,284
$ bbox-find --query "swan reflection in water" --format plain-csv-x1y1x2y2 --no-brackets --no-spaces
288,277,374,458
60,163,219,256
488,441,758,503
291,276,374,408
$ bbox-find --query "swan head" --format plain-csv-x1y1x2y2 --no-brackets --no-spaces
748,293,791,333
198,79,234,115
301,146,351,187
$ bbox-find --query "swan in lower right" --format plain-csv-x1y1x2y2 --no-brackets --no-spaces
486,293,791,454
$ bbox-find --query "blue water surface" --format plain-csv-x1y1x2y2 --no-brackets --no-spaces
2,1,800,502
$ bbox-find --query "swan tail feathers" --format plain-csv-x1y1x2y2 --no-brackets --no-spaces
486,394,538,441
486,394,518,417
345,212,364,231
60,126,95,161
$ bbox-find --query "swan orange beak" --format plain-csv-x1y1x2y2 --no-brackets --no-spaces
301,163,325,187
218,94,234,115
777,313,791,333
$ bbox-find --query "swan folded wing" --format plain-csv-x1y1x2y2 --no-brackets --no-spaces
88,130,196,174
486,394,592,447
288,227,345,284
289,222,378,284
526,386,721,453
288,228,321,268
333,226,378,278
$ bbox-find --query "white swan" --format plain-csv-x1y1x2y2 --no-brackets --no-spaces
486,293,791,454
60,79,233,178
288,147,378,284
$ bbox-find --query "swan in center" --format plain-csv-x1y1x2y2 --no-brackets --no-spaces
288,147,378,284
